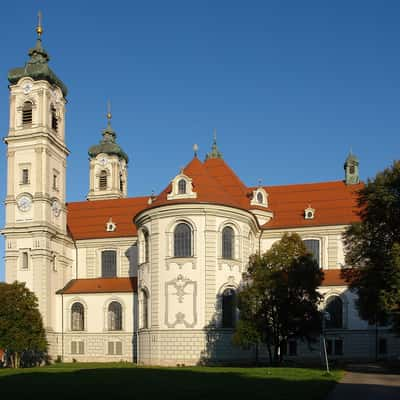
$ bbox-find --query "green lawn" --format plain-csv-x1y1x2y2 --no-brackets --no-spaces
0,363,342,400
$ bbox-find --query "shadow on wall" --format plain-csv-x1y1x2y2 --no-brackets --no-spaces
126,243,138,277
199,315,259,366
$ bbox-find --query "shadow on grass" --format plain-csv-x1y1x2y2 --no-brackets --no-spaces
0,365,339,400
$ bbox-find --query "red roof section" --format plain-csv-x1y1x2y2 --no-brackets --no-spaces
57,277,137,294
66,157,362,239
148,157,249,209
261,181,362,229
321,269,347,286
67,197,148,240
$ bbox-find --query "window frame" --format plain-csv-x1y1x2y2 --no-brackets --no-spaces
221,288,236,328
101,250,117,278
22,101,33,125
99,170,108,190
303,238,321,267
178,179,187,194
222,226,235,260
173,222,193,258
108,301,123,331
71,302,85,331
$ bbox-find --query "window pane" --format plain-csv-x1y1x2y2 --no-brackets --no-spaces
325,296,343,329
116,342,122,355
108,342,114,355
222,288,236,328
108,301,122,331
22,252,28,269
222,226,234,259
78,342,84,354
178,179,186,194
102,251,117,277
22,169,29,184
142,290,148,329
174,223,191,257
99,170,108,190
303,239,320,266
71,302,84,331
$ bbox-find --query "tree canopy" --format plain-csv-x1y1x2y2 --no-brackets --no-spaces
344,160,400,330
0,281,47,368
233,233,323,363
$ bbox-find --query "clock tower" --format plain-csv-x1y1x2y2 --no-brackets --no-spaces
87,104,128,200
2,15,73,331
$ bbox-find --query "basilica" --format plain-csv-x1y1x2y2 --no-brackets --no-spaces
2,21,399,365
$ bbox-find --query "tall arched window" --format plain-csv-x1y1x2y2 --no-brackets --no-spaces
325,296,343,329
51,104,58,132
71,302,84,331
257,192,264,204
303,239,320,266
178,179,187,194
222,288,236,328
142,290,149,329
99,170,108,190
174,223,192,257
22,101,33,125
144,230,149,263
102,250,117,277
222,226,234,259
108,301,122,331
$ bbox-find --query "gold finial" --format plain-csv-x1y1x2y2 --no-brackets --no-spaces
36,11,43,38
106,100,112,126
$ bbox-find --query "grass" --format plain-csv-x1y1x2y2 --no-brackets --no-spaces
0,363,342,400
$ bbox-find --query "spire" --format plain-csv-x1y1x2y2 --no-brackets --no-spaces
88,101,129,162
344,150,360,185
8,11,68,97
205,128,223,160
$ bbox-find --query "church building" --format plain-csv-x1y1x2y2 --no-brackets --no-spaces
2,20,399,365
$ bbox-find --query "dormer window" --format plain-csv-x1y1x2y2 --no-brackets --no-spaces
51,104,58,132
250,187,268,208
178,179,187,194
22,101,33,125
106,218,117,232
167,172,197,200
304,206,315,220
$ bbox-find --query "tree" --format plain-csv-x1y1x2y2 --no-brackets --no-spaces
0,281,47,368
233,233,323,364
343,160,400,331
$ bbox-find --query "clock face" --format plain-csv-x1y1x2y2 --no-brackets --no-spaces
99,157,108,166
23,83,33,94
52,199,61,217
17,195,32,212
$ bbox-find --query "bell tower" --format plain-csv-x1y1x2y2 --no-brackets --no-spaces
2,13,73,329
344,151,360,185
87,102,128,200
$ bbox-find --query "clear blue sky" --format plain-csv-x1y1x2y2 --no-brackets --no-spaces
1,1,400,281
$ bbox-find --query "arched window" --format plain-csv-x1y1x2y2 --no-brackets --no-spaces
144,230,149,263
102,250,117,277
174,223,192,257
222,226,234,259
325,296,343,329
257,192,264,204
51,104,58,132
303,239,320,266
99,170,108,190
22,101,33,125
108,301,122,331
142,290,149,329
178,179,187,194
71,302,84,331
222,288,236,328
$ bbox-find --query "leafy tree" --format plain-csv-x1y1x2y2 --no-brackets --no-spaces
343,161,400,331
0,281,47,368
233,233,323,364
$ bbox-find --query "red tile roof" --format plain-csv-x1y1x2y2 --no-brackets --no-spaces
57,277,137,294
321,269,347,286
67,158,362,239
67,197,148,240
148,157,249,210
260,181,362,229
